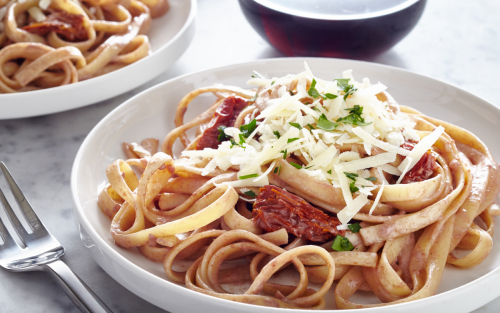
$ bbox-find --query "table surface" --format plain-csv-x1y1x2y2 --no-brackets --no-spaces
1,0,499,312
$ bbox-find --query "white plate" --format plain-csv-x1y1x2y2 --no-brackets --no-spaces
71,58,500,313
0,0,196,120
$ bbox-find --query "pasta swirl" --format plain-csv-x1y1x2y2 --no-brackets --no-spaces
97,67,500,309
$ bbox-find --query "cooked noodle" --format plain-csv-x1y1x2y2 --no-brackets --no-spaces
0,0,168,92
97,65,500,309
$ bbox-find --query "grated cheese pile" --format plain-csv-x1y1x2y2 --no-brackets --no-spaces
182,63,443,226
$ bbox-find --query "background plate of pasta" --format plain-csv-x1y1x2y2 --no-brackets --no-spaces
71,58,500,313
0,0,195,119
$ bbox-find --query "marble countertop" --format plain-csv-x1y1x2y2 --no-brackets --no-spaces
0,0,499,312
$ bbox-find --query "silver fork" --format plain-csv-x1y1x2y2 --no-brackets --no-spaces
0,163,112,313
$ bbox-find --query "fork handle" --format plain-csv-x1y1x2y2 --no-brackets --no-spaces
42,260,113,313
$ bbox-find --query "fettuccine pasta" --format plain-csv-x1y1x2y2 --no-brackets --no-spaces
98,65,500,309
0,0,168,92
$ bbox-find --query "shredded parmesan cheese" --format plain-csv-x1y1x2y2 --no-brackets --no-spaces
338,194,369,225
369,182,385,215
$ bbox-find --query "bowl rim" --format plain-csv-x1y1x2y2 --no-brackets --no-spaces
71,56,500,313
243,0,422,21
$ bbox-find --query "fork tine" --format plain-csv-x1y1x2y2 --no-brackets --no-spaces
0,188,29,245
0,163,47,237
0,214,18,249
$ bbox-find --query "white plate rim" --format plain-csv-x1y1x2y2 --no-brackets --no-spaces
0,0,197,119
71,57,500,313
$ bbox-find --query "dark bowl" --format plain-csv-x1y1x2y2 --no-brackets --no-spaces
239,0,427,60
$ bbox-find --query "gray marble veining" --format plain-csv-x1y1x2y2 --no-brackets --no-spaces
0,0,499,312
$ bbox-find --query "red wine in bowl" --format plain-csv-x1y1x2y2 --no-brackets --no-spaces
239,0,427,59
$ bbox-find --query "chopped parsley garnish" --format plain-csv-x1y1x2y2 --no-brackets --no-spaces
287,137,300,143
344,172,358,181
308,79,338,100
280,149,288,159
289,122,302,130
348,223,361,233
305,165,313,169
335,78,349,89
349,181,359,194
336,78,350,89
274,167,279,173
271,81,275,85
308,78,322,99
244,190,257,198
238,133,246,145
317,114,338,131
273,130,281,139
332,235,354,251
335,78,357,101
337,105,372,126
229,139,238,148
217,126,228,142
240,119,257,138
290,162,302,169
365,177,377,181
311,107,320,112
327,170,332,174
239,173,259,180
343,85,358,101
289,90,294,96
307,123,315,131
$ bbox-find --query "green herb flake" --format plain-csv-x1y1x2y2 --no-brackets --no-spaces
289,122,302,130
327,170,332,174
240,119,257,138
348,223,362,233
273,130,281,139
307,123,315,131
311,107,320,112
273,167,279,173
308,78,323,99
343,85,358,101
332,235,354,251
217,126,228,142
280,149,288,159
344,172,359,181
324,93,338,99
239,133,246,145
271,81,275,85
244,190,257,198
289,90,294,96
290,162,302,169
305,165,313,169
336,78,350,89
365,177,377,181
230,139,238,148
317,114,338,131
349,181,359,194
287,137,300,143
239,173,259,180
337,105,372,127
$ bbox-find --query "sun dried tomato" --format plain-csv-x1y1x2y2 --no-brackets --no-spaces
401,141,416,152
196,96,248,150
402,150,437,184
252,185,345,242
22,11,88,42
